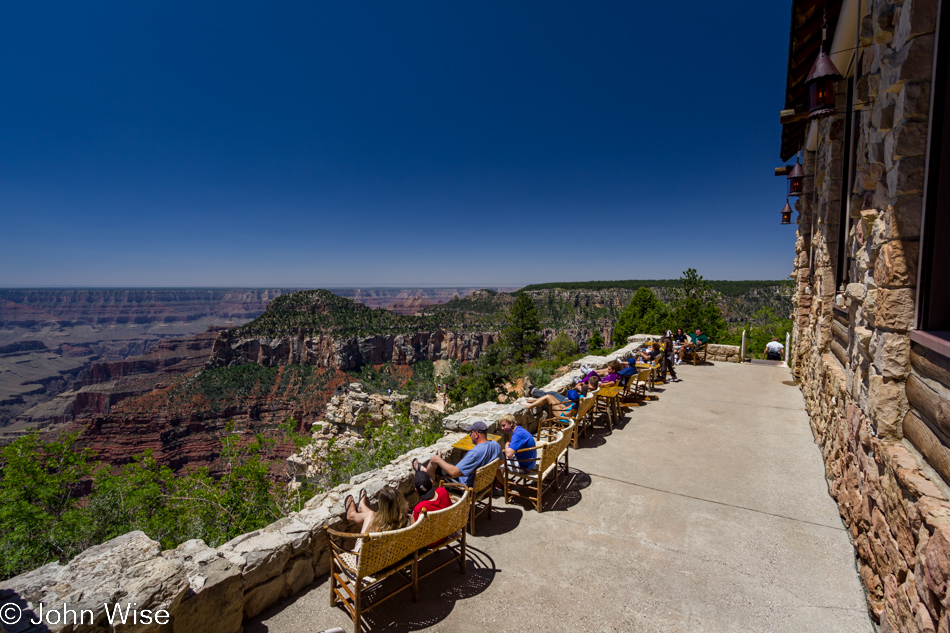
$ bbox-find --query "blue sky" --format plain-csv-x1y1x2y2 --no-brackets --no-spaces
0,1,795,287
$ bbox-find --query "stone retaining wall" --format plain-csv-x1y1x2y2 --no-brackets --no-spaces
0,379,564,633
0,431,467,633
0,336,730,632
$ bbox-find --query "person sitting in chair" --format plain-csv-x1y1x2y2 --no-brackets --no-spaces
410,461,452,521
497,414,537,485
764,337,785,361
423,421,502,488
521,386,583,419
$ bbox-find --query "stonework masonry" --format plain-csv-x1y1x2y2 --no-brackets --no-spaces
788,0,950,629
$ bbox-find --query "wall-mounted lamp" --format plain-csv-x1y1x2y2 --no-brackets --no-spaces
781,200,794,225
787,158,805,196
805,12,842,119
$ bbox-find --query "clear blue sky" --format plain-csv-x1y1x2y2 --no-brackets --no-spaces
0,1,795,288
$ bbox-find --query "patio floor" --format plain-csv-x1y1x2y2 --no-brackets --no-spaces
250,361,872,633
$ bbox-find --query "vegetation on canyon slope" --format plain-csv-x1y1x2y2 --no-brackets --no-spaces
0,405,444,581
226,276,793,340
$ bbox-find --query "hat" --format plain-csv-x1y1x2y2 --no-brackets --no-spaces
566,389,581,401
465,420,488,433
414,469,435,501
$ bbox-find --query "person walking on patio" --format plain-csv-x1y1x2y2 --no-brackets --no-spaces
764,337,785,361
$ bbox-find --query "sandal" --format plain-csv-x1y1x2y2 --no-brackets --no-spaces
412,458,421,473
357,488,368,511
343,494,356,519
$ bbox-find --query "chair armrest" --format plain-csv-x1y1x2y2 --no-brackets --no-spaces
441,481,469,493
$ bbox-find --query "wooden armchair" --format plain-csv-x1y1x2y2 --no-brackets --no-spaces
537,419,575,481
554,395,595,448
503,428,568,512
618,370,647,408
441,457,500,535
684,341,708,365
328,487,471,633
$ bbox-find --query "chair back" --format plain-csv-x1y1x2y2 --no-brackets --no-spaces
536,429,564,474
471,458,501,495
554,420,575,453
357,517,427,577
418,486,470,546
577,395,596,419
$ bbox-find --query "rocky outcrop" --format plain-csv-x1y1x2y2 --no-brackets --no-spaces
208,330,499,370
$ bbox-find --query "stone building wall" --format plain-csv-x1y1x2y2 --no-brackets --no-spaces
788,0,950,629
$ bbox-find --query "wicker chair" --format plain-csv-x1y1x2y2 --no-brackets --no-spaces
503,428,567,512
441,457,500,535
537,419,575,481
328,487,471,633
552,395,595,449
619,369,652,408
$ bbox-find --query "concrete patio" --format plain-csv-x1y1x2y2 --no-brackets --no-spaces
250,361,873,633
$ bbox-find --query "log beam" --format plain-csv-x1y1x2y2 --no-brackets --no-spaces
907,374,950,439
904,410,950,486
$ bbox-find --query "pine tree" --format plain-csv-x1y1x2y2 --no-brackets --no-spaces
612,287,669,345
669,268,727,340
501,294,543,361
588,329,604,350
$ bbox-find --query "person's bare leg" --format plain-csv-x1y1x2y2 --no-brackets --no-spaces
521,394,559,411
426,460,438,481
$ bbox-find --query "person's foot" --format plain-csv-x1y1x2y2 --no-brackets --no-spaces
344,494,357,521
357,488,368,511
412,458,421,472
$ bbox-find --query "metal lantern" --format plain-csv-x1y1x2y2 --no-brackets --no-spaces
787,160,805,196
805,15,842,119
781,200,794,225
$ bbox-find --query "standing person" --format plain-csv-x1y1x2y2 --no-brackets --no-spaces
660,333,680,382
764,337,785,360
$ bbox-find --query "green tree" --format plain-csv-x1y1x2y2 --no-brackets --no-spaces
547,332,579,360
0,433,95,579
446,344,511,408
588,329,604,350
612,287,670,345
669,268,727,341
501,294,543,361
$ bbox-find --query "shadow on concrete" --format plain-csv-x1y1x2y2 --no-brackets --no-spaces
353,545,498,632
545,467,591,512
502,467,591,514
471,504,523,537
249,547,499,633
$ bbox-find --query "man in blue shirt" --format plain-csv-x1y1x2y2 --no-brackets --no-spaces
498,413,536,475
425,420,502,488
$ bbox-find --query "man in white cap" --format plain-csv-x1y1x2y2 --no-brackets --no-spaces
424,420,502,488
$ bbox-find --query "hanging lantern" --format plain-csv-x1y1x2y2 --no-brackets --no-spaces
781,200,794,225
805,13,843,119
787,159,805,196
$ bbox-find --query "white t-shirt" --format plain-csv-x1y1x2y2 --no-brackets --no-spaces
766,341,784,354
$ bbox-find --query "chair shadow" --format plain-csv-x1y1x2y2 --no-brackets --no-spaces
355,545,499,632
544,467,592,512
471,504,523,537
247,546,499,633
503,466,591,514
575,431,607,449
